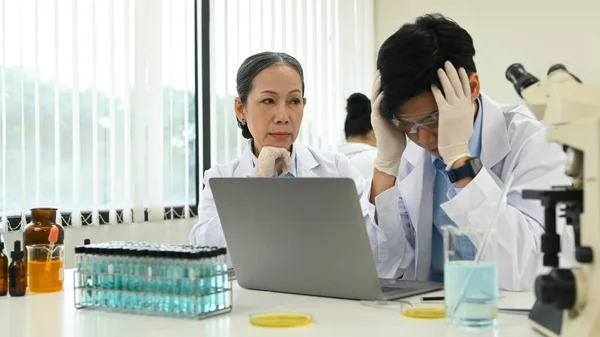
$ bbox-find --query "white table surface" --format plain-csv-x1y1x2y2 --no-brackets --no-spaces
0,270,541,337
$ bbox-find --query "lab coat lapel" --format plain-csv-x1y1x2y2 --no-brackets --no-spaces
480,94,511,171
399,142,435,280
294,141,319,177
233,143,255,177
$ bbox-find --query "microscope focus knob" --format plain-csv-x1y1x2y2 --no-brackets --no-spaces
576,247,593,263
535,269,576,310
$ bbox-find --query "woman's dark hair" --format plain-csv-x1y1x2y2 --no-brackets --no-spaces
236,52,305,139
344,93,372,138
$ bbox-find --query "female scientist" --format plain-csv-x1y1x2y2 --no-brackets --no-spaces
338,93,378,178
189,52,402,278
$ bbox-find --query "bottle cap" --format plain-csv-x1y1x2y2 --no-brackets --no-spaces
84,239,91,245
11,240,24,260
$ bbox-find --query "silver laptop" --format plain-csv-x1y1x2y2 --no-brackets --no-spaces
210,177,442,300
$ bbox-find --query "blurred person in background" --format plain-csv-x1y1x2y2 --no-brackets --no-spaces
339,93,378,178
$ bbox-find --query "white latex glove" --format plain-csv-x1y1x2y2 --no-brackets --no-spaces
431,61,474,169
251,146,294,177
371,71,407,177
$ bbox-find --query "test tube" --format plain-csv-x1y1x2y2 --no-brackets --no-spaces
132,248,145,310
188,249,202,315
144,249,155,311
104,247,116,308
148,249,161,312
219,247,229,309
183,249,195,315
121,246,133,309
74,244,86,304
173,250,186,313
88,246,101,306
121,246,131,308
197,248,208,314
209,247,218,313
163,250,174,313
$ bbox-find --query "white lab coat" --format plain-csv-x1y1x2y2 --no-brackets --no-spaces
373,94,571,291
189,141,403,278
338,142,378,179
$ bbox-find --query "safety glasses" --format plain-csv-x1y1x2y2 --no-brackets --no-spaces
392,110,439,134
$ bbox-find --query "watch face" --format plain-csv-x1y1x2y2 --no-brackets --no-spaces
469,157,483,175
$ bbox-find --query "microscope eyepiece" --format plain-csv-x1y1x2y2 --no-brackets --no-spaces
547,63,582,83
506,63,540,98
547,64,567,75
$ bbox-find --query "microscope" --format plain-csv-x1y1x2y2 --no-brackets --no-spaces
506,64,600,336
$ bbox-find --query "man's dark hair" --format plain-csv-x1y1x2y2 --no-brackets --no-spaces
236,51,305,139
344,93,373,139
376,14,476,121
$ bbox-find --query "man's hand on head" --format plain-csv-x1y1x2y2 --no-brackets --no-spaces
431,61,475,170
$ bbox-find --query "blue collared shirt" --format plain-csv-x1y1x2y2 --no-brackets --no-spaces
429,95,483,282
250,144,298,178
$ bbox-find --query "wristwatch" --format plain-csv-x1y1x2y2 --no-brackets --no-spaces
447,157,483,184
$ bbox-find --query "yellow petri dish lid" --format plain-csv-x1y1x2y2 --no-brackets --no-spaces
400,301,445,319
250,313,313,328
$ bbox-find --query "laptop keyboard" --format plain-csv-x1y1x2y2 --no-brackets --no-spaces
380,280,443,292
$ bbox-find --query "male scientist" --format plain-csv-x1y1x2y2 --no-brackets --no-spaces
369,14,569,291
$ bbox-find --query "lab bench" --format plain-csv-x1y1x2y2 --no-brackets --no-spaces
0,269,539,337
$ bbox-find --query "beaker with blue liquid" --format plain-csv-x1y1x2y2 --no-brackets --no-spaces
443,225,498,328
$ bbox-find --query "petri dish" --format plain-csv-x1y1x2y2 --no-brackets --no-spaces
400,301,445,319
249,313,313,328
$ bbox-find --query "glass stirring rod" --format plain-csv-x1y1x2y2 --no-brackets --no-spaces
46,226,59,271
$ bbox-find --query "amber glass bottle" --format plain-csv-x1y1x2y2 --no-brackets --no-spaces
0,240,8,296
9,240,26,297
23,208,65,263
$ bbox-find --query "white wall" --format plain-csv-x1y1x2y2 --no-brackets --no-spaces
3,219,197,269
374,0,600,103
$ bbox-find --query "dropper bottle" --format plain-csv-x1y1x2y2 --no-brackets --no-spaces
0,240,8,296
9,240,27,297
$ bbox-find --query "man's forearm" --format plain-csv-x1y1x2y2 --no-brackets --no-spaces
370,168,397,205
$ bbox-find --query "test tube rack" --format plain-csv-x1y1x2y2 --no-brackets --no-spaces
73,242,232,320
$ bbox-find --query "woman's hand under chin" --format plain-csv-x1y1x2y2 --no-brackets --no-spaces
251,146,294,177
